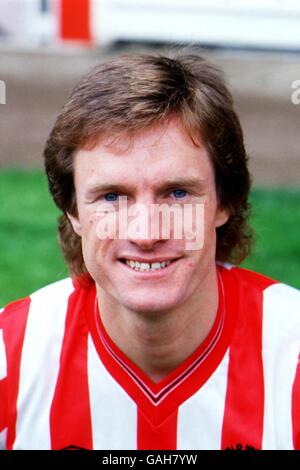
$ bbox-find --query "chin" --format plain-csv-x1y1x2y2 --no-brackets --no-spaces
118,291,184,314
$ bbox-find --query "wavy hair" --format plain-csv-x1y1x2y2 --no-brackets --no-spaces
44,49,252,276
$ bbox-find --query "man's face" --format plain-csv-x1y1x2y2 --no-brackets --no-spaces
69,117,228,313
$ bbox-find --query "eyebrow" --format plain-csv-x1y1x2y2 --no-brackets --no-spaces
85,177,206,195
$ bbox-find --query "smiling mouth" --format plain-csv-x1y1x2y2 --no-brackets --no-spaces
118,258,180,272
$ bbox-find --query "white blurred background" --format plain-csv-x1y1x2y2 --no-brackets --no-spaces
1,0,300,49
0,0,300,184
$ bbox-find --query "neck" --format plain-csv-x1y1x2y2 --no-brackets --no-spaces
96,266,219,383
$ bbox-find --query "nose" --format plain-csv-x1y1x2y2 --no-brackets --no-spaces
125,199,166,250
130,237,163,250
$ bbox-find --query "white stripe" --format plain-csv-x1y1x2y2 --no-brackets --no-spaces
0,330,7,380
88,335,137,450
177,351,229,450
0,308,4,315
262,283,300,450
13,278,74,450
0,428,7,450
216,261,234,270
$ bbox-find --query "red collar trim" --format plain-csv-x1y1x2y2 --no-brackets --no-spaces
86,266,238,423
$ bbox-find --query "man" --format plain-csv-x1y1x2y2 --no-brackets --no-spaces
0,50,299,450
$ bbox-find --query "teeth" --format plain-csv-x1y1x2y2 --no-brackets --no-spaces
151,262,161,270
140,262,149,271
125,259,172,271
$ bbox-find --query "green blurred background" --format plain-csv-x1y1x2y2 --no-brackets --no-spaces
0,169,299,307
1,45,300,307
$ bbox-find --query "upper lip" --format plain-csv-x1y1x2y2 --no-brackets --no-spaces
118,256,181,263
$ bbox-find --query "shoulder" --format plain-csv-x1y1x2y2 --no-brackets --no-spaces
0,278,75,328
0,278,77,389
231,264,300,305
219,262,300,339
219,262,300,299
218,262,279,291
29,277,76,311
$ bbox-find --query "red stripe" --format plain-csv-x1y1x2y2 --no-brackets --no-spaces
292,354,300,450
221,269,276,450
138,408,178,450
50,287,93,450
1,298,31,449
60,0,92,43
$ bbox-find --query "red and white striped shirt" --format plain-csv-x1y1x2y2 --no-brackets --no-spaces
0,264,299,450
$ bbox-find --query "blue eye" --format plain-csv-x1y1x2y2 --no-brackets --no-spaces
104,192,119,202
172,189,187,199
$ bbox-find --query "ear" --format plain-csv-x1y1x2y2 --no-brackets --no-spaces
215,207,229,228
67,212,82,237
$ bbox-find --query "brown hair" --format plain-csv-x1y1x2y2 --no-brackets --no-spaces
44,48,252,276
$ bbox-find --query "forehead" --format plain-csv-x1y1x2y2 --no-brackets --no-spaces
73,118,214,187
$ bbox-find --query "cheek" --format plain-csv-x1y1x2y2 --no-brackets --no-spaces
203,198,219,228
81,209,123,267
80,213,105,258
80,208,107,238
184,200,214,239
